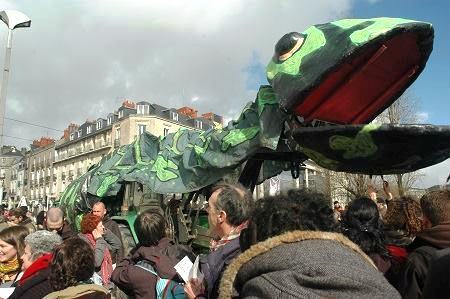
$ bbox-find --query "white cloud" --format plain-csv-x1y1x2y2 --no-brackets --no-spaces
0,0,352,148
416,159,450,188
1,1,447,190
416,111,429,122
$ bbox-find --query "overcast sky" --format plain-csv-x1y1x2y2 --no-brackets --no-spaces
0,0,448,188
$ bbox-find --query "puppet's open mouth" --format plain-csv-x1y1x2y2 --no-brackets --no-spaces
289,29,432,125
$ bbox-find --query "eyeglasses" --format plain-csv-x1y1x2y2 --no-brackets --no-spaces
47,225,64,232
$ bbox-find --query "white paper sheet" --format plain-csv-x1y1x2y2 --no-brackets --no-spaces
0,287,15,299
174,256,194,283
174,255,204,283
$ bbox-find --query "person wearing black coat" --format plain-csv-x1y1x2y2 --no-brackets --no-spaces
9,230,63,299
9,268,52,299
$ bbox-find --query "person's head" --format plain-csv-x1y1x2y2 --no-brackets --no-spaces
240,189,336,251
134,209,166,246
420,190,450,228
0,225,29,264
45,207,65,233
49,237,95,291
207,183,252,238
21,230,62,271
376,198,388,218
9,208,27,224
341,197,388,258
36,211,46,227
20,206,28,215
92,202,107,219
80,213,103,235
384,196,423,236
333,201,341,209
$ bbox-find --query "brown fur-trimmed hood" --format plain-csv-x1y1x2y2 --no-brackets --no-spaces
219,230,399,299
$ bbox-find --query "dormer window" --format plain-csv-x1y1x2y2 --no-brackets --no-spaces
77,130,82,138
171,112,179,121
87,126,92,134
137,104,149,115
118,110,124,118
96,120,103,130
195,120,203,129
107,116,113,125
70,133,74,141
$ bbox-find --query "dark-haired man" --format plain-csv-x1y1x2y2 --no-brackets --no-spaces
9,207,35,232
399,190,450,298
185,183,252,299
111,209,194,299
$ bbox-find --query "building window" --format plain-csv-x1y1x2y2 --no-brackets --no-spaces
87,126,92,134
195,120,203,129
171,112,178,121
115,127,121,140
137,105,149,115
77,130,82,138
96,121,102,130
163,128,169,136
70,133,74,141
137,124,146,135
118,110,124,118
107,116,113,125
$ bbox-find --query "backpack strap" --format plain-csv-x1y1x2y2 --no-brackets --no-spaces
135,260,185,299
135,260,158,276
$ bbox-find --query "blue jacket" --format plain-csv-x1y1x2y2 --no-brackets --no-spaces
200,238,241,298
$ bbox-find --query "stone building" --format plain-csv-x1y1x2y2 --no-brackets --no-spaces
53,100,221,196
26,137,56,208
0,146,25,206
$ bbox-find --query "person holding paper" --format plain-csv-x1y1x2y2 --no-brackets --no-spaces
184,183,252,299
111,208,194,299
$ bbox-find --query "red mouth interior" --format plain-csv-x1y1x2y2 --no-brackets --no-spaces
294,32,421,124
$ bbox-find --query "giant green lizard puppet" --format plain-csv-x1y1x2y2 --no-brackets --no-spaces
59,17,450,222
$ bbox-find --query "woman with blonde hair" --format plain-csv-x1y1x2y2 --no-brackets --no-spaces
0,225,29,285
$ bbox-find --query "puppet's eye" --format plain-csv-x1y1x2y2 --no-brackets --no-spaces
274,32,305,62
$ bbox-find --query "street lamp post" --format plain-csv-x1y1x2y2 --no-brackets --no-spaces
0,10,31,148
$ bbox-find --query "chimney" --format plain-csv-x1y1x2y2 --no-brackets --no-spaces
32,137,55,148
177,106,198,118
202,112,223,125
122,99,136,109
63,123,79,140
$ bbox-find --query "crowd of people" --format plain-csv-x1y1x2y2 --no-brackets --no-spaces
0,181,448,298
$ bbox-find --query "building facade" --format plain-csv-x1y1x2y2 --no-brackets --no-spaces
0,146,25,207
9,157,27,206
53,100,221,196
112,102,217,148
53,120,113,196
26,138,56,208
